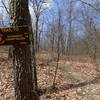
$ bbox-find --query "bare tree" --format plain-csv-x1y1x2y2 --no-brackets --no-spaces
52,3,64,87
31,0,50,52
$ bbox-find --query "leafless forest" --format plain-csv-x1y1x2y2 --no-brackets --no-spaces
0,0,100,100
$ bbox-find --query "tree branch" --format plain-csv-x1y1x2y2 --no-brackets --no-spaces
80,0,100,12
1,0,10,15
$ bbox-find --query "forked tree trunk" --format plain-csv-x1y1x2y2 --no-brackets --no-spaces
10,0,38,100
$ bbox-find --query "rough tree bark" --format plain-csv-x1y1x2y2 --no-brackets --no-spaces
10,0,38,100
35,16,39,52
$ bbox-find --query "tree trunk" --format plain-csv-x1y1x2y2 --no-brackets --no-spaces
35,16,39,52
10,0,38,100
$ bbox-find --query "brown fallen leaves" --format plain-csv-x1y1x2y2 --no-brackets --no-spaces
0,50,100,100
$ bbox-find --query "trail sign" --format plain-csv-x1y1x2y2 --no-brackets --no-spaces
0,26,30,45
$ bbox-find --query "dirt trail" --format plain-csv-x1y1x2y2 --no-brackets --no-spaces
37,52,100,100
58,62,100,100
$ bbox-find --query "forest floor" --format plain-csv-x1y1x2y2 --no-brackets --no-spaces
0,47,100,100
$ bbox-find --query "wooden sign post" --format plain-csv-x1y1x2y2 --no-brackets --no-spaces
0,26,30,45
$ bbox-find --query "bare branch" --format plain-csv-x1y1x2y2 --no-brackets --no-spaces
1,0,10,15
80,0,100,12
